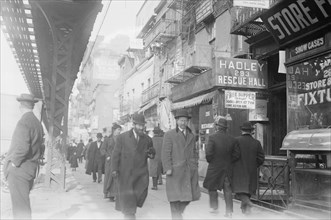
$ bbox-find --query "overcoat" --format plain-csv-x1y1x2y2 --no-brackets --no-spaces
69,147,79,168
149,136,163,177
161,127,201,202
100,135,117,197
85,141,104,175
203,130,240,191
111,129,155,214
4,111,43,180
232,134,265,195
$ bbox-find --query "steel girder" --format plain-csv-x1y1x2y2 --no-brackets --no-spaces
1,0,102,189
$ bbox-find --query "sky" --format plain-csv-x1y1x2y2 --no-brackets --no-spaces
0,0,144,96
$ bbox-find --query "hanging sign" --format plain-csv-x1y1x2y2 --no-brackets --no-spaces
225,90,256,109
260,0,331,47
215,57,268,89
233,0,270,9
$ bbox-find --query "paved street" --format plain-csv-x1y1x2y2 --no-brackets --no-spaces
1,161,303,220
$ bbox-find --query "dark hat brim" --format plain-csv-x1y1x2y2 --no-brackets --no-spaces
240,126,254,130
174,115,191,119
16,97,39,103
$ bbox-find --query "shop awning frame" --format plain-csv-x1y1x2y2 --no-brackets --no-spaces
171,91,215,110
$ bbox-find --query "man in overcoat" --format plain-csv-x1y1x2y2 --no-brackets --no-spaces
111,113,155,219
86,133,104,183
203,117,240,218
149,126,164,190
101,123,122,201
232,121,265,215
162,109,201,219
3,93,43,219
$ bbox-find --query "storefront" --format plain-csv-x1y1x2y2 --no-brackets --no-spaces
171,57,269,177
260,0,331,211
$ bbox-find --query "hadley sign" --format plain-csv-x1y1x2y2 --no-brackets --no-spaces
260,0,331,47
215,57,268,89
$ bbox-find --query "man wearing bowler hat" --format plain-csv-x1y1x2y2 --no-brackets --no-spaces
86,132,105,183
232,121,265,215
111,113,155,219
203,117,240,218
162,109,201,219
4,93,43,219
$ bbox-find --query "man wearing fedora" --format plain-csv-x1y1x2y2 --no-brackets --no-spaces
86,132,105,183
162,109,201,219
232,121,265,215
111,113,155,219
203,117,240,218
3,93,43,219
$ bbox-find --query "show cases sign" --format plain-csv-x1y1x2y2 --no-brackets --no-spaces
260,0,331,47
215,57,268,89
225,90,256,109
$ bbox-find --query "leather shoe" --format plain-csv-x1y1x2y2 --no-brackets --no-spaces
151,186,158,190
224,212,232,218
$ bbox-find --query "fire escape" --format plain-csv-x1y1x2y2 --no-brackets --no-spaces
165,0,212,84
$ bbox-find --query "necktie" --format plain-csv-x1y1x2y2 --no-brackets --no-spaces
182,130,186,138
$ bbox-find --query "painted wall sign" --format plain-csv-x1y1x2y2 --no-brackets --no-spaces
260,0,331,46
215,57,268,89
225,90,256,109
287,53,331,132
289,36,325,58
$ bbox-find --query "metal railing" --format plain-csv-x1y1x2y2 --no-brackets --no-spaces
141,82,160,105
256,155,290,209
144,18,179,47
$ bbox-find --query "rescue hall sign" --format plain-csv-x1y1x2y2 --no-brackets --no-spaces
215,57,268,89
225,90,256,109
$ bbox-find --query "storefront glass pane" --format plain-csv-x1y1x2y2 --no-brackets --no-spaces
287,53,331,132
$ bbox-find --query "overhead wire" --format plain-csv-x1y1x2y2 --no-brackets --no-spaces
79,0,112,73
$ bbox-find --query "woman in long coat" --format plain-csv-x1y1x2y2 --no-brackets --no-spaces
101,123,122,201
149,127,164,190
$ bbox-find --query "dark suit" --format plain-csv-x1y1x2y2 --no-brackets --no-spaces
86,141,104,182
4,111,43,219
203,130,240,214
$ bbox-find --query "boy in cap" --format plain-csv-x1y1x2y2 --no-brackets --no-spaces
4,93,43,219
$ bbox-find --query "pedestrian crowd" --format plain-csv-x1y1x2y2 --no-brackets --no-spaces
3,93,265,220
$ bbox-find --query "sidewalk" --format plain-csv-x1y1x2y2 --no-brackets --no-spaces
1,162,301,220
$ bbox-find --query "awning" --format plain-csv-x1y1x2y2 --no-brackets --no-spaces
139,98,158,113
171,91,215,110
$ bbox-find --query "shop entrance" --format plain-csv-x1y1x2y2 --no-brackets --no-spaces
268,86,287,156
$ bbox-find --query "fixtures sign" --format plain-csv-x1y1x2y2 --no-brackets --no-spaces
215,57,268,89
260,0,331,47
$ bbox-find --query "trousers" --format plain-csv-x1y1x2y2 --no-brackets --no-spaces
7,172,34,219
170,201,190,219
236,193,253,214
208,176,233,213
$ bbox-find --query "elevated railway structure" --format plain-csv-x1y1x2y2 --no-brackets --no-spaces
1,0,103,189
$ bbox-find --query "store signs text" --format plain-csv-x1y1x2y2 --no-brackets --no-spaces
261,0,331,46
287,53,331,108
216,57,267,89
225,90,256,109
